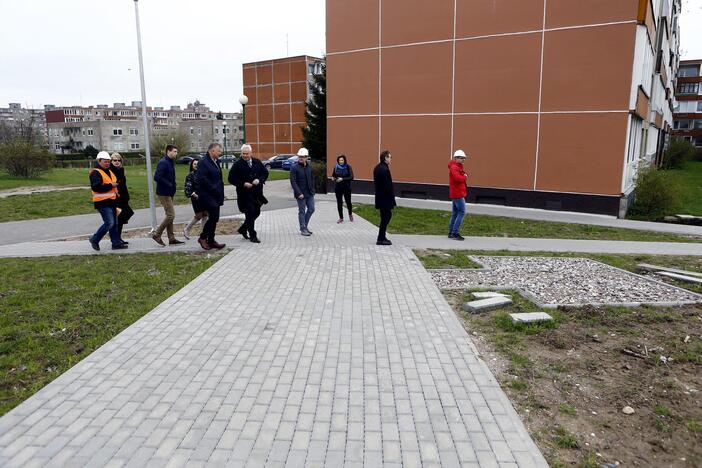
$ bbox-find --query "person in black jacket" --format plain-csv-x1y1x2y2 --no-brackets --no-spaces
331,154,354,223
109,153,134,245
228,144,268,243
289,147,316,236
152,144,184,246
182,158,208,239
195,143,226,250
373,150,396,245
88,152,127,251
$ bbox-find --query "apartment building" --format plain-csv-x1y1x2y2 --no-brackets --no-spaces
673,59,702,148
0,103,48,141
179,120,244,154
46,101,242,154
326,0,681,216
242,55,325,158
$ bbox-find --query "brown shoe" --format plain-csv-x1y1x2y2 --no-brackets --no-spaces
152,235,165,246
197,238,211,250
209,240,226,249
169,239,185,245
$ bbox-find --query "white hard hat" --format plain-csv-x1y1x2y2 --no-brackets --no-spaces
296,147,309,157
453,149,467,158
96,151,111,160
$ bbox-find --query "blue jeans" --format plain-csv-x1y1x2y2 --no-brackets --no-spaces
91,206,121,246
448,198,466,234
296,195,315,231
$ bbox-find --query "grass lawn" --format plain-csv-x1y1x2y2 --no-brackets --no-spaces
0,167,288,222
668,160,702,216
0,252,223,416
354,204,701,243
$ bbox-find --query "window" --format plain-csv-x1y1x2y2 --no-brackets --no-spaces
87,128,94,136
676,120,690,129
698,101,702,112
81,130,86,136
54,143,60,150
130,143,140,150
695,120,702,129
677,83,699,94
129,128,139,135
189,127,194,135
679,65,700,77
115,142,124,150
695,136,702,147
197,128,201,135
215,128,219,134
113,128,123,136
678,101,697,112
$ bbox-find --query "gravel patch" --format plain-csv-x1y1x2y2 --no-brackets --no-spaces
430,256,702,307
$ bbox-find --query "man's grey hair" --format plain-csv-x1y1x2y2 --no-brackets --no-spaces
241,144,252,152
207,142,222,152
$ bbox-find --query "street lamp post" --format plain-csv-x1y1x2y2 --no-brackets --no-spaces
239,95,248,144
222,121,228,168
132,0,157,230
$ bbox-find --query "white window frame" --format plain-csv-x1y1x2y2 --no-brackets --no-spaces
113,128,123,136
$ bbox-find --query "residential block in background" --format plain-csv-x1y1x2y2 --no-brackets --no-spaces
44,100,242,154
673,59,702,148
242,55,324,159
326,0,681,216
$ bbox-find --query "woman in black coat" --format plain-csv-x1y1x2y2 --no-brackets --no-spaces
331,154,354,223
373,150,395,245
109,153,134,244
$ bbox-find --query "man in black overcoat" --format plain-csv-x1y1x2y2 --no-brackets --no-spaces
228,144,269,243
373,150,396,245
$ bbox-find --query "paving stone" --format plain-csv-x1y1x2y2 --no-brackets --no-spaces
0,204,548,467
509,312,553,324
471,292,510,299
462,297,513,314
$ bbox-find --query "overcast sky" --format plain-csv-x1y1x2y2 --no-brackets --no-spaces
0,0,701,112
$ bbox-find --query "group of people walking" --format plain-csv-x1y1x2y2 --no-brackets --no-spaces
88,144,470,250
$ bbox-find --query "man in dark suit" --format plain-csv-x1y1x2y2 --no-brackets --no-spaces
373,150,396,245
228,144,269,243
195,143,226,250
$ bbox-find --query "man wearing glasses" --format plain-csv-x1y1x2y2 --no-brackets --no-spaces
228,144,268,243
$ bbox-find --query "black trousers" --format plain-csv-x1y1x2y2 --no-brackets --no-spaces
378,208,393,241
200,204,220,242
243,203,261,238
335,188,352,219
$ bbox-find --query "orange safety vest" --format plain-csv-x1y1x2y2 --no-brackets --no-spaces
90,168,118,202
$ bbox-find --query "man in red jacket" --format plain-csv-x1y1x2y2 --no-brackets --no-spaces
448,149,468,240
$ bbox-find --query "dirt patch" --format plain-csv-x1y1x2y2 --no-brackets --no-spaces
443,289,702,467
54,218,243,242
0,185,83,198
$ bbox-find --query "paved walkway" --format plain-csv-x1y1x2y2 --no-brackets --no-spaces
0,203,547,467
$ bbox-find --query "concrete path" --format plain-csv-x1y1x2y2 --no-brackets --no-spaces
0,180,297,246
0,202,547,467
398,234,702,256
331,194,702,236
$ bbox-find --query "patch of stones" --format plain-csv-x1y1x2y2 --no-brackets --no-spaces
431,256,702,307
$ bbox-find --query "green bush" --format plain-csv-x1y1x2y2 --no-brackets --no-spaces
0,139,55,178
311,161,328,194
660,137,696,170
628,163,680,219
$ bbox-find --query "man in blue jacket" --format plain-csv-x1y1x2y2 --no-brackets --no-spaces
195,143,226,250
152,145,184,246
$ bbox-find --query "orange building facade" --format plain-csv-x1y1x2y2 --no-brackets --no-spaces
326,0,680,215
242,55,324,159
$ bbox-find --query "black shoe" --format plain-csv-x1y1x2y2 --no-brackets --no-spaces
120,239,129,245
376,239,392,246
452,234,465,241
448,233,455,238
152,235,165,246
112,244,128,250
250,237,261,244
89,239,100,251
210,240,226,249
237,226,249,240
169,239,185,245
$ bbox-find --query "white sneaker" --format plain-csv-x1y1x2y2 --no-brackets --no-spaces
183,227,190,240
